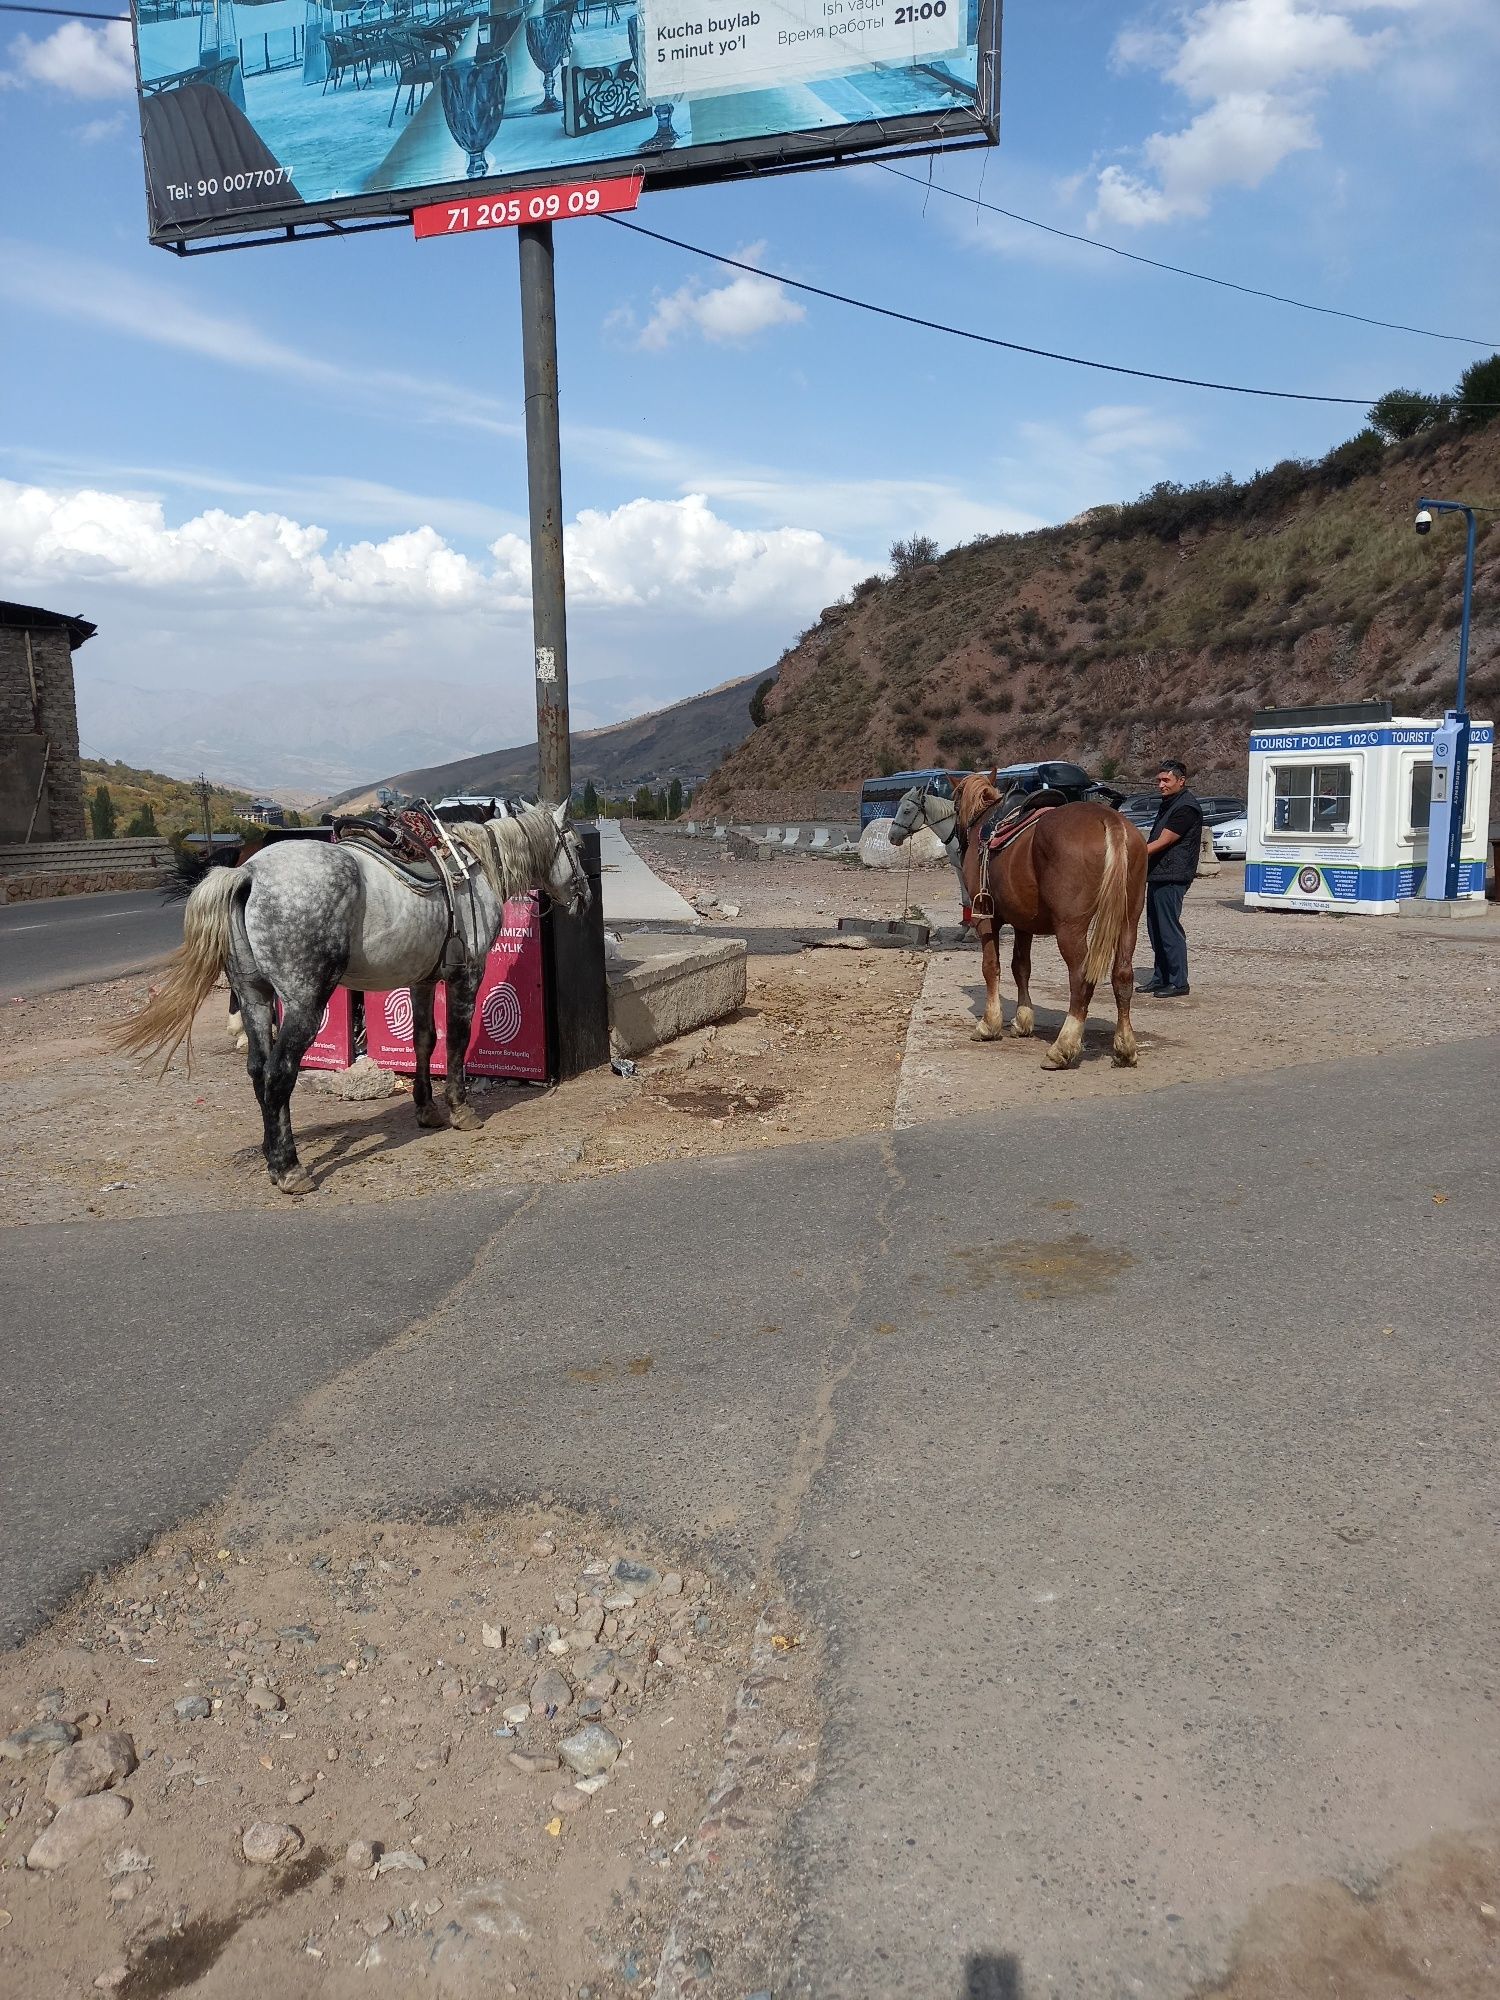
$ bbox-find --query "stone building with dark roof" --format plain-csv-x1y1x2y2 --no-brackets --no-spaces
0,600,94,844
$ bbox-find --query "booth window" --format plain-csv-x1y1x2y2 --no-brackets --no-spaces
1407,758,1479,837
1271,762,1352,835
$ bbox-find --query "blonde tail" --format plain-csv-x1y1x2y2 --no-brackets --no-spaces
113,865,247,1074
1083,815,1130,987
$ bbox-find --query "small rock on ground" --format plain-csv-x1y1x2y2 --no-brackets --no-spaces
558,1724,621,1778
241,1822,302,1865
27,1793,132,1870
45,1731,137,1806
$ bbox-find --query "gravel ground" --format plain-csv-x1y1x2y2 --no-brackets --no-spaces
0,1505,819,1999
4,828,1495,1223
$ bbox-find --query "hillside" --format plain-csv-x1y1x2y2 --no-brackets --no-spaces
327,669,773,813
80,759,261,837
695,423,1500,816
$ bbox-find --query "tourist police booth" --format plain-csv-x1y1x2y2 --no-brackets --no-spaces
1243,701,1494,914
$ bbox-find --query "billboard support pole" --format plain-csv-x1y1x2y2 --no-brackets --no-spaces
518,219,571,807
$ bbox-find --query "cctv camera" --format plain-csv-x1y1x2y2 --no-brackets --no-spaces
1414,508,1433,535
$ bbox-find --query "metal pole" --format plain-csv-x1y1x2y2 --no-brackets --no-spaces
1419,497,1479,897
1455,504,1476,717
518,220,571,806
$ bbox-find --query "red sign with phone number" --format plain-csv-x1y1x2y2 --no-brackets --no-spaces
412,174,642,239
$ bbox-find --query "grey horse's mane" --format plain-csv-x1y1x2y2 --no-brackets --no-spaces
450,806,559,902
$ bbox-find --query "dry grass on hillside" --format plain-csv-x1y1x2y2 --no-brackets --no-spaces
698,424,1500,804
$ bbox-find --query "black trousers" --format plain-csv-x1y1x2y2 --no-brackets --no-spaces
1146,881,1189,987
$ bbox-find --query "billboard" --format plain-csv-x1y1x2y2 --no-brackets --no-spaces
130,0,998,246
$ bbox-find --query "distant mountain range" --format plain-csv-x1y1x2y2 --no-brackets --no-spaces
76,676,508,796
325,668,772,811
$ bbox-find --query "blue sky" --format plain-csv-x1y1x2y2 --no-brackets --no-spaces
3,0,1498,791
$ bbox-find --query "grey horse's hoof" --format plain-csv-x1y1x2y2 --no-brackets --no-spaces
970,1020,1004,1042
416,1102,448,1130
274,1164,315,1196
447,1101,481,1132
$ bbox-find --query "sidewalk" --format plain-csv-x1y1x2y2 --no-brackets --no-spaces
596,817,699,925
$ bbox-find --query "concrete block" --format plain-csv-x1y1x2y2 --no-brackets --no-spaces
1397,896,1491,920
606,934,748,1058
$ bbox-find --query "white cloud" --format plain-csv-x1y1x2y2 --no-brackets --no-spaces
2,21,135,97
610,244,805,349
0,479,861,620
1001,403,1193,518
1092,1,1406,226
0,240,523,442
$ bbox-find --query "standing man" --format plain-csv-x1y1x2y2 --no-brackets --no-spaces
1138,759,1203,997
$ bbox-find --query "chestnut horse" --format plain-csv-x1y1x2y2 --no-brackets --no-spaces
951,771,1147,1069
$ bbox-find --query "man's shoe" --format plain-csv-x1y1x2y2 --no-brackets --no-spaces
1153,984,1190,998
1135,978,1165,994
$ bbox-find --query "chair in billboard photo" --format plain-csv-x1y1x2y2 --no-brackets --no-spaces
321,29,372,90
387,26,449,120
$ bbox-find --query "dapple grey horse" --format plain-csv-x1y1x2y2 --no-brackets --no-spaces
117,802,589,1193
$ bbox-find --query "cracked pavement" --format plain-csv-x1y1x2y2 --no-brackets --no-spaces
4,1036,1498,1995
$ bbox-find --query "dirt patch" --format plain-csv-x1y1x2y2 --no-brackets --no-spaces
658,1082,786,1121
895,869,1500,1125
945,1234,1136,1301
1195,1825,1500,1999
0,1506,821,1999
0,945,922,1227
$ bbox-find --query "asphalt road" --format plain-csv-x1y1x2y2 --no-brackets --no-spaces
4,1036,1497,1997
0,887,184,998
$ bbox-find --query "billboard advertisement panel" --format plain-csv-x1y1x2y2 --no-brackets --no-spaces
131,0,997,245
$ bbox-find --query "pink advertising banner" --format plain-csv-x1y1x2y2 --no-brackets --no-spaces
366,896,547,1081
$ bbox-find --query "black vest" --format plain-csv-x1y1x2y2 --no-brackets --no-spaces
1148,789,1202,884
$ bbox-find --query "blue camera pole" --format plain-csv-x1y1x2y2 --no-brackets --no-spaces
1414,498,1476,901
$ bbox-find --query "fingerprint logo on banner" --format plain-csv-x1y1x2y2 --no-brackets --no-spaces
316,1001,331,1037
481,981,522,1046
385,990,415,1040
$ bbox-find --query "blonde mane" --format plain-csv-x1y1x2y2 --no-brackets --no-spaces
449,805,561,903
954,770,1002,835
450,812,568,908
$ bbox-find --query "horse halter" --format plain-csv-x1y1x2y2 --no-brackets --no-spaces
538,815,589,917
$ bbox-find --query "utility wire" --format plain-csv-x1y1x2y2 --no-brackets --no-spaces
608,216,1500,409
878,164,1497,351
0,3,129,16
5,0,1495,366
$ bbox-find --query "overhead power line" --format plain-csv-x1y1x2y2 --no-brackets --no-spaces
0,3,128,16
878,164,1497,351
608,216,1500,410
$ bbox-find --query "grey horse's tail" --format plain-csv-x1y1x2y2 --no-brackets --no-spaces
114,865,248,1074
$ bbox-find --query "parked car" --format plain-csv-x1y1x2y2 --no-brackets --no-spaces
1212,815,1248,860
1198,795,1248,826
1119,793,1158,832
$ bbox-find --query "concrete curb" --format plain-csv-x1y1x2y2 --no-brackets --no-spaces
607,934,748,1059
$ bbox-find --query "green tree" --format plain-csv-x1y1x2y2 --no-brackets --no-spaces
633,785,656,819
124,801,159,838
748,676,775,727
581,778,599,818
667,777,684,819
1453,352,1500,430
1318,428,1385,488
1368,387,1447,443
89,785,118,839
656,788,669,820
889,533,939,575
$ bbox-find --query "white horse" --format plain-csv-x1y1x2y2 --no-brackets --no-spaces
888,782,967,907
117,802,589,1194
